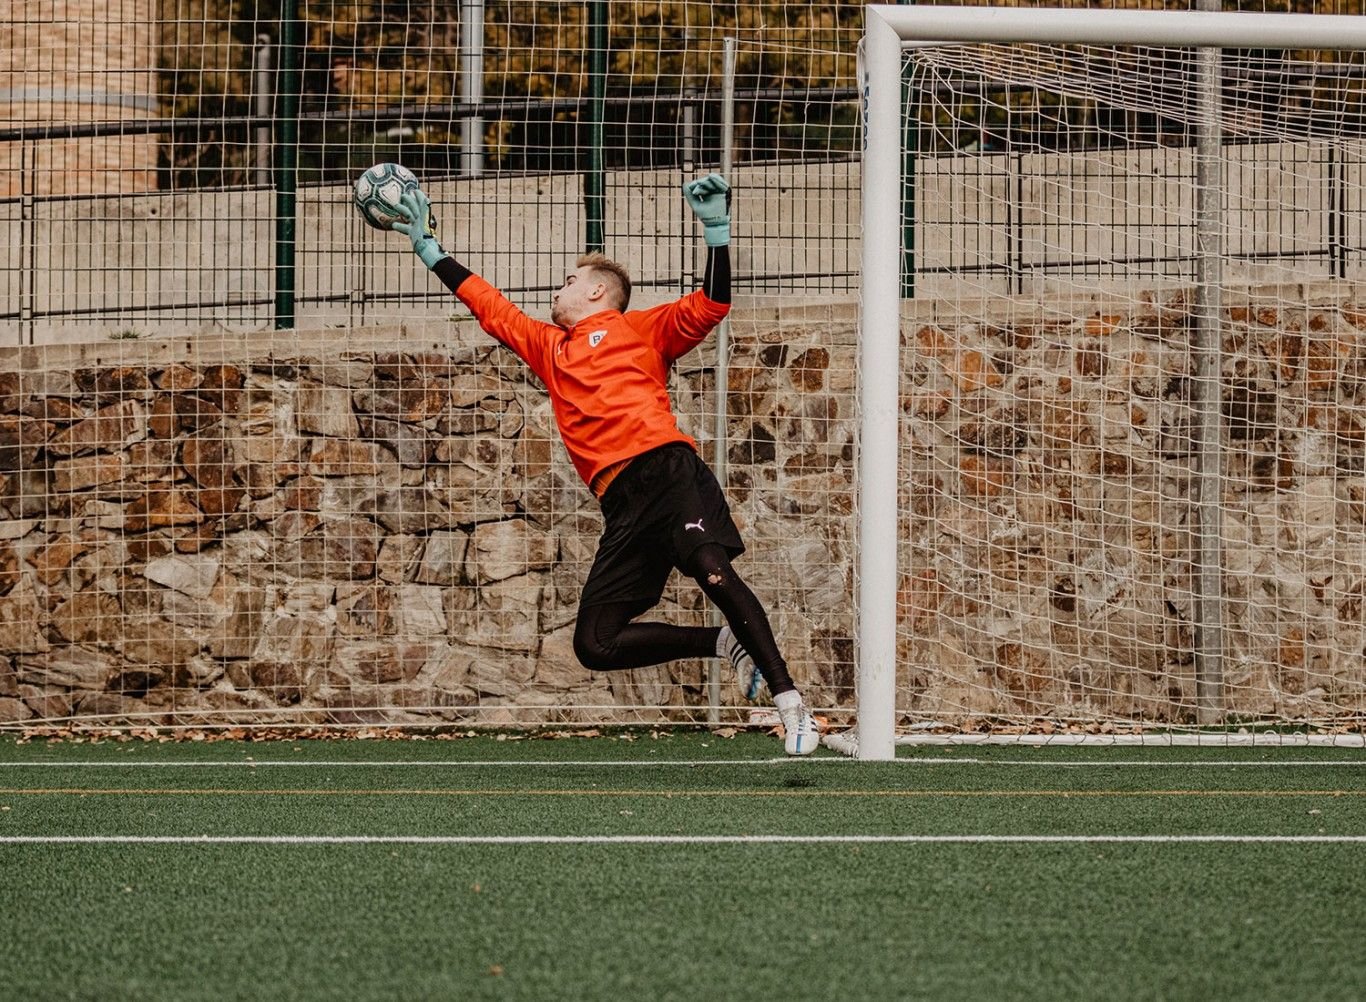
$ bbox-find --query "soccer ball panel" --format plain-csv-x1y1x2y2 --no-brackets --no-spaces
376,178,405,209
353,162,421,231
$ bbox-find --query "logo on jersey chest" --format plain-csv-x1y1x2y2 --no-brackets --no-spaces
588,329,608,348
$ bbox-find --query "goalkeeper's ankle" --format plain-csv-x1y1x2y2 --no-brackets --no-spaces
716,625,763,701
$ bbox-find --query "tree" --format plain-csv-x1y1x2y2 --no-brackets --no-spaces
157,0,1365,187
157,0,868,186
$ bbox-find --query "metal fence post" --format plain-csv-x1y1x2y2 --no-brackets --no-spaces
899,0,915,298
274,0,301,330
460,0,485,178
20,141,34,346
584,0,607,252
253,35,273,188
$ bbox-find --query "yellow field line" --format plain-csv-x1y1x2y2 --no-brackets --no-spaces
0,788,1360,798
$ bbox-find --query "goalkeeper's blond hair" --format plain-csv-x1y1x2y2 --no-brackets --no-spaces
577,252,632,311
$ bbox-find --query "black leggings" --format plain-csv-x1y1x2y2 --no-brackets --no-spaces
572,543,794,695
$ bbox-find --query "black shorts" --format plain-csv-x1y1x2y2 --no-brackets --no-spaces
579,443,745,611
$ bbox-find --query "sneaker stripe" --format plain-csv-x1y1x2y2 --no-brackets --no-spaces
724,635,763,702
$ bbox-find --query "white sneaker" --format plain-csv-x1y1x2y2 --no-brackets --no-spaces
774,690,820,756
717,625,764,701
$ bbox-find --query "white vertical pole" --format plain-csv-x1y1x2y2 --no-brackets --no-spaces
254,35,273,187
707,38,738,726
1193,0,1225,723
460,0,485,177
855,9,902,761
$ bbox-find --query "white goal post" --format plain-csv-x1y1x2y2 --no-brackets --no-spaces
856,6,1366,760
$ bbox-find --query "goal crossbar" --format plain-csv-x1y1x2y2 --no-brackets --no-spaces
856,5,1366,760
868,6,1366,49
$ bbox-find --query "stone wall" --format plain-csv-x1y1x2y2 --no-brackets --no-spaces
0,310,858,728
1,288,1364,732
900,287,1366,726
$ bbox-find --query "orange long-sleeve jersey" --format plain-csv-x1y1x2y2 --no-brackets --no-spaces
453,273,730,491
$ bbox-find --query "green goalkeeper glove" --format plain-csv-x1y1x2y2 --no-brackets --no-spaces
683,173,731,247
392,189,448,270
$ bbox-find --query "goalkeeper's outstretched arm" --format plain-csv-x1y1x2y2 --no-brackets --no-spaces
431,256,473,296
702,245,730,305
685,173,731,305
395,180,731,303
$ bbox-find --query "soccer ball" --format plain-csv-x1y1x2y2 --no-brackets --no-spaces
353,162,421,230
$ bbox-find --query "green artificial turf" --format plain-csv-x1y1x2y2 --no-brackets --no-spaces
0,732,1362,1001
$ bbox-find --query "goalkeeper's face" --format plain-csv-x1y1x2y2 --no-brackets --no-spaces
551,266,606,328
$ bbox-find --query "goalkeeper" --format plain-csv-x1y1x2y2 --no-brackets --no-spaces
393,174,819,755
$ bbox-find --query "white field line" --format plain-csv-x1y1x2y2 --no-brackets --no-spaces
0,758,1362,769
0,834,1363,845
894,734,1366,747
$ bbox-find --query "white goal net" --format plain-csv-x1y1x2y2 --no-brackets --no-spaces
851,7,1366,757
